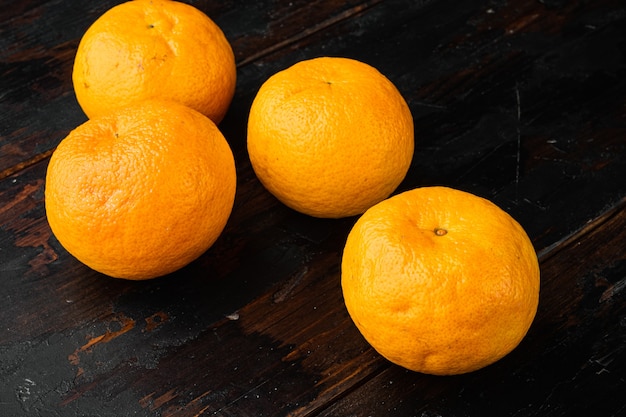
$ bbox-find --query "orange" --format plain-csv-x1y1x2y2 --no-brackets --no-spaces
341,186,540,375
72,0,236,124
247,57,414,218
45,100,237,280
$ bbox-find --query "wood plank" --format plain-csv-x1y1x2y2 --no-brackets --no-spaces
1,115,625,414
0,1,115,177
4,168,622,416
224,0,626,248
1,0,626,415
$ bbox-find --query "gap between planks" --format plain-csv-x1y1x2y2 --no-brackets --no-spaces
235,0,384,68
536,195,626,263
0,148,55,181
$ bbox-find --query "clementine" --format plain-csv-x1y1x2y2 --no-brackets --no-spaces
45,100,237,280
247,57,414,218
341,186,540,375
72,0,236,124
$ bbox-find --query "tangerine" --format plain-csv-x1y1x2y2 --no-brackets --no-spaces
72,0,236,124
341,186,540,375
45,100,237,280
247,57,414,218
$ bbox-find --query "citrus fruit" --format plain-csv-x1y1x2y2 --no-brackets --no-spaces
72,0,236,124
341,186,540,375
45,100,237,280
247,57,414,218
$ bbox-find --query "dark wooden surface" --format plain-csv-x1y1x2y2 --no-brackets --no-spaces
2,0,626,416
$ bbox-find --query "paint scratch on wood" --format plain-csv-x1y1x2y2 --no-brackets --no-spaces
68,313,136,367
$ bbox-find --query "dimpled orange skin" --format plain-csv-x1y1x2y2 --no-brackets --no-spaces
72,0,236,124
45,100,237,280
247,57,414,218
341,186,540,375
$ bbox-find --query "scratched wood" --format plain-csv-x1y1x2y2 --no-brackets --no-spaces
1,0,626,416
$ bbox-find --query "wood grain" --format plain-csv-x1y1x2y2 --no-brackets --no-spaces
1,0,625,415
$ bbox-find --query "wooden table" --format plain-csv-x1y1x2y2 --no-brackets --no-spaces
2,1,625,416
